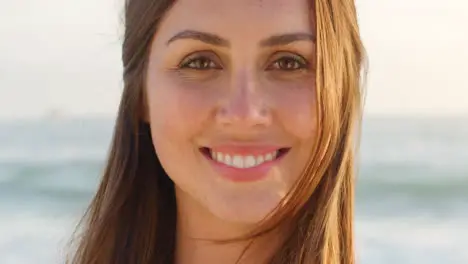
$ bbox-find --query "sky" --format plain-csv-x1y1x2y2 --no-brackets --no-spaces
0,0,467,120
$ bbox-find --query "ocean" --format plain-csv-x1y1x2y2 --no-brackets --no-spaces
0,116,467,264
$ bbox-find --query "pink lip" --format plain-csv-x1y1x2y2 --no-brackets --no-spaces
200,145,289,183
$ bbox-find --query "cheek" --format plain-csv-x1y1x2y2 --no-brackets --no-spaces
145,75,218,138
273,82,317,140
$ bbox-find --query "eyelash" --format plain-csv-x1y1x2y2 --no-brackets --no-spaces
179,55,221,70
266,54,309,71
178,53,309,71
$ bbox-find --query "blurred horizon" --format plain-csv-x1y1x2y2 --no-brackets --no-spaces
1,112,468,123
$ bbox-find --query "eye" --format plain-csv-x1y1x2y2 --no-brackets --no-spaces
179,53,222,70
266,53,309,71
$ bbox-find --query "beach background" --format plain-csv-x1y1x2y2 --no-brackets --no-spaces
1,116,467,264
1,0,468,263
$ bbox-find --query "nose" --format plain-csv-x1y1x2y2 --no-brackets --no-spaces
216,70,272,129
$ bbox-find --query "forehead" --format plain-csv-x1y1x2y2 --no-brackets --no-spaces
157,0,313,42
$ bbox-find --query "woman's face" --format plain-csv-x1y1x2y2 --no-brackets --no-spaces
146,0,317,224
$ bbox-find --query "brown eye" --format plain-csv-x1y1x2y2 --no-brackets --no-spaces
179,54,222,70
267,54,308,71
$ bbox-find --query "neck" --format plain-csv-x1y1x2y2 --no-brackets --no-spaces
174,188,282,264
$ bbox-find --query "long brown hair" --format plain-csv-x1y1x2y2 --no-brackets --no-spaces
68,0,366,263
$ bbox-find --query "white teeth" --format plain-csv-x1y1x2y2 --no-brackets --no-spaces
216,152,223,162
256,155,264,165
208,150,279,169
244,156,256,168
232,155,244,168
224,154,232,165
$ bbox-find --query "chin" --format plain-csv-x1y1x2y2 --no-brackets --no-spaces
203,187,286,225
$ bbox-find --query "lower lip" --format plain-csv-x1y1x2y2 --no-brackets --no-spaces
202,151,287,183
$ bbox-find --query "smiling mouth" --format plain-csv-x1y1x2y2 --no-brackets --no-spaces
199,147,290,169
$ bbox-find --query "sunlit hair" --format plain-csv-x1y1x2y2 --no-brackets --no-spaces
68,0,367,263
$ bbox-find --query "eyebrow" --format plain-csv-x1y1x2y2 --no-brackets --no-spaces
260,33,316,46
167,30,229,47
166,30,316,47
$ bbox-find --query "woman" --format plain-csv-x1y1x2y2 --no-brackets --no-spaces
69,0,366,263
